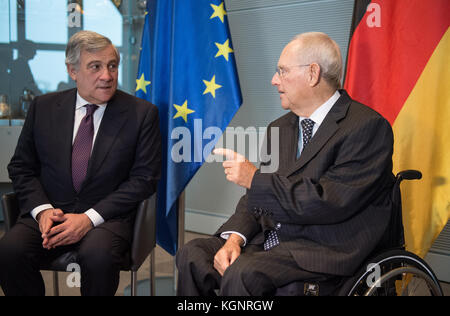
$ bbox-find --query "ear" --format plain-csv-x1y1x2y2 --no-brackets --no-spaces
308,63,321,87
66,63,78,82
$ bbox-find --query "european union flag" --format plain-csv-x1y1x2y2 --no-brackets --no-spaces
136,0,242,255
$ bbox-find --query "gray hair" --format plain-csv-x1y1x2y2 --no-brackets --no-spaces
65,30,120,68
293,32,343,89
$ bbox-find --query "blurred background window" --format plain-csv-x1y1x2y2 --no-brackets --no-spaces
0,0,146,121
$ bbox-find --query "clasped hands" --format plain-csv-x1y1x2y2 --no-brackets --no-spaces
37,209,93,250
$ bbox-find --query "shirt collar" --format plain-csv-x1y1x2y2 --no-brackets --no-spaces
76,92,108,110
299,90,340,128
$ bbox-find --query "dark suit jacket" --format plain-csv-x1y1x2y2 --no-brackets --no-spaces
216,90,395,276
8,88,162,242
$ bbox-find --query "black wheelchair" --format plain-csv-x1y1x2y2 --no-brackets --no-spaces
276,170,444,296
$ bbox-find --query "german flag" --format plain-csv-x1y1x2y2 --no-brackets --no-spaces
344,0,450,258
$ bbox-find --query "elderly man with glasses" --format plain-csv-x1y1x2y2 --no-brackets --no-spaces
176,32,395,296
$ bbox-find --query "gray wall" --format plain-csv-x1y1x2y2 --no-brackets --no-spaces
185,0,354,234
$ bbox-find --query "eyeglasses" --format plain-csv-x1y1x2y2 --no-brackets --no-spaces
275,64,311,78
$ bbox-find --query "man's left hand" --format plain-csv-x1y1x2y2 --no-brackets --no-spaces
44,213,93,249
214,234,243,276
214,148,257,189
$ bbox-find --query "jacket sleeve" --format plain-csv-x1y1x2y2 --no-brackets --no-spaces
91,105,162,221
8,97,52,216
214,194,262,241
247,115,394,226
214,123,277,241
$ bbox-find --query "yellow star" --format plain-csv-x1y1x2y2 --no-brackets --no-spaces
203,75,222,98
215,39,234,61
210,2,227,23
136,73,151,93
173,100,195,123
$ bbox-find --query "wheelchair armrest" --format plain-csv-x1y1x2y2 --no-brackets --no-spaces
1,192,20,232
130,192,157,271
396,170,422,182
378,169,422,252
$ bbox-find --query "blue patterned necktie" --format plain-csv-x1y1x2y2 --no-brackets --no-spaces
72,104,98,192
264,228,280,251
297,118,315,158
264,119,317,250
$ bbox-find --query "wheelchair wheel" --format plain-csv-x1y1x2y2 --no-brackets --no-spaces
343,249,443,296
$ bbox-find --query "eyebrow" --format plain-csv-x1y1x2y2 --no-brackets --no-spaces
87,60,101,66
86,59,118,67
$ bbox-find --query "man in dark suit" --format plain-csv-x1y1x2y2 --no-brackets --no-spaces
176,32,395,296
0,31,161,296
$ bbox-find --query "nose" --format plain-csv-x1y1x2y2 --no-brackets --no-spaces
271,72,280,86
99,67,113,81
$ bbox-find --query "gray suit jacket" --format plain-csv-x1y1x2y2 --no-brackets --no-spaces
216,90,395,276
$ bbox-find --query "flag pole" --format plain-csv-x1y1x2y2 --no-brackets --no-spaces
173,190,185,293
178,190,186,251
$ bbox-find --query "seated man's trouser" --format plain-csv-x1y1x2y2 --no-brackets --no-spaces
0,220,129,296
176,236,332,296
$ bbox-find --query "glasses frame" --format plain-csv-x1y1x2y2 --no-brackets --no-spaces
275,64,311,78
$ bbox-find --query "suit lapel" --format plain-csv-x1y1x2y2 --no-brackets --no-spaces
85,92,129,182
286,91,351,176
278,112,299,175
53,89,77,180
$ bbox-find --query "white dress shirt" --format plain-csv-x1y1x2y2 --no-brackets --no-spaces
220,90,341,246
30,92,107,227
297,90,340,154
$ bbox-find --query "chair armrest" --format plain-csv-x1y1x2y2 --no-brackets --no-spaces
376,169,422,252
130,193,157,271
1,192,20,232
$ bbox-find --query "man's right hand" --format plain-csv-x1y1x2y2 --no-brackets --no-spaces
36,208,64,249
214,234,243,276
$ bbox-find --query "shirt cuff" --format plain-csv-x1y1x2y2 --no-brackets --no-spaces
30,204,54,221
84,209,105,227
220,231,247,247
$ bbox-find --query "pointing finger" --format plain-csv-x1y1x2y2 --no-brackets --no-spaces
213,148,237,160
214,148,246,162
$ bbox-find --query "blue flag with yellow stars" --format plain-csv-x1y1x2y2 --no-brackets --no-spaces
136,0,242,255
